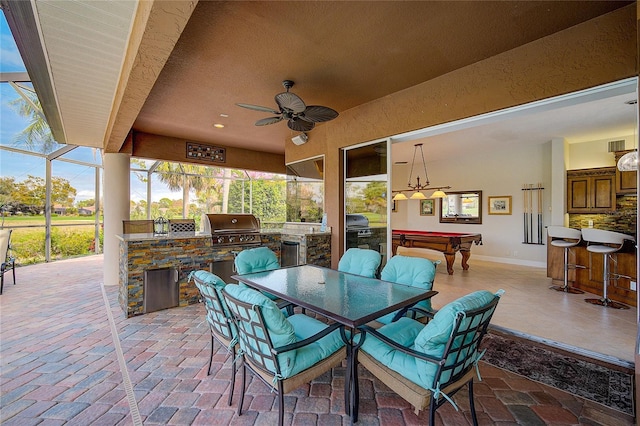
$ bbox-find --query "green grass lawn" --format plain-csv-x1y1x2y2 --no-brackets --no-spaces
2,215,102,265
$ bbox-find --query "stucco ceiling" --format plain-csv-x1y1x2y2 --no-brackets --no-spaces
2,0,635,161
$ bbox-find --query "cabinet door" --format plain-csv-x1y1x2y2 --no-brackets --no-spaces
567,177,589,212
591,175,615,211
615,151,637,194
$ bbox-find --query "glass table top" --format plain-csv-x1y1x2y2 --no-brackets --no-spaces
231,264,437,327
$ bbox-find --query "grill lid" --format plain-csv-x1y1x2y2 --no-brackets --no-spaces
346,214,369,229
202,214,260,233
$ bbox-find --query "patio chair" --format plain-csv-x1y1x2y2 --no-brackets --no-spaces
0,229,16,295
122,219,154,234
372,254,437,326
189,270,238,405
222,284,346,426
338,247,382,278
234,246,291,311
358,289,503,424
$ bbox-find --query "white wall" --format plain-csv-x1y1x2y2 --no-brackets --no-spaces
392,142,552,267
568,135,633,169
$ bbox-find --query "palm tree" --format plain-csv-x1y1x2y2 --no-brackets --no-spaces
8,85,59,154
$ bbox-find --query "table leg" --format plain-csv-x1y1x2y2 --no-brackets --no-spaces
341,327,365,423
461,249,471,270
444,253,455,275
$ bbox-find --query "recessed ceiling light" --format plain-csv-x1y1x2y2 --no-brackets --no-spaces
213,123,225,128
220,113,229,118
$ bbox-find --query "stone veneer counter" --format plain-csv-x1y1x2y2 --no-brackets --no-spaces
117,231,281,317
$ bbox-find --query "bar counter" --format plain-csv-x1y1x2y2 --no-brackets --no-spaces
546,236,637,307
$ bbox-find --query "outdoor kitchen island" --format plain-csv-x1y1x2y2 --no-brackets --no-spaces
117,224,331,318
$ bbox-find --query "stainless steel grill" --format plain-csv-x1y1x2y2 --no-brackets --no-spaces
346,214,372,238
202,213,261,246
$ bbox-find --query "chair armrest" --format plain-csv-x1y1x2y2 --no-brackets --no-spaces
359,325,443,365
273,322,342,354
407,306,436,321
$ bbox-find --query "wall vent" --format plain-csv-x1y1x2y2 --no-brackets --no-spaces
608,140,626,152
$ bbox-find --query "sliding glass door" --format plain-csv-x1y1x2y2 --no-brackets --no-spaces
343,140,389,268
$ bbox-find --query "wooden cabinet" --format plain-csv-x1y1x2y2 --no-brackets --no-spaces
567,167,616,213
614,150,637,194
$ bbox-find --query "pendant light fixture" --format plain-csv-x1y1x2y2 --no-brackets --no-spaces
392,143,450,200
617,99,638,172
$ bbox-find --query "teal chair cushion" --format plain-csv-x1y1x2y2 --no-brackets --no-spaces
286,314,345,376
235,247,281,301
361,290,499,390
224,284,297,376
224,284,344,378
338,248,382,278
413,290,496,387
235,247,280,274
377,255,437,324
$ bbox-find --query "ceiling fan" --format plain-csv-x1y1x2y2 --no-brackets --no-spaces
236,80,339,132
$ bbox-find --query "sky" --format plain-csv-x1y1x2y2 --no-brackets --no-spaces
0,11,176,203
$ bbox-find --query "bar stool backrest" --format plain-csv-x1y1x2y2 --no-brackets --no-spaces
581,228,634,246
547,226,581,241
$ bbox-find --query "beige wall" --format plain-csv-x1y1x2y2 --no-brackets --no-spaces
285,5,637,267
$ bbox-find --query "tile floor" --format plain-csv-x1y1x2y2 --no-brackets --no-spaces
0,255,636,425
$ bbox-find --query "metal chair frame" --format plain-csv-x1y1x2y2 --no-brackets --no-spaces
192,276,238,405
223,289,343,426
358,296,500,425
0,229,16,295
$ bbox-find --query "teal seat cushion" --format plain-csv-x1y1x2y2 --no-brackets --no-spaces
338,248,382,278
361,290,498,390
223,284,297,376
377,255,437,324
234,247,280,274
286,314,345,376
360,317,424,380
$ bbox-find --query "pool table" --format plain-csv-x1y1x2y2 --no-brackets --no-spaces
392,230,483,275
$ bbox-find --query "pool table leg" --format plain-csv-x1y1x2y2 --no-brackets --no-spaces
444,253,455,275
461,249,471,270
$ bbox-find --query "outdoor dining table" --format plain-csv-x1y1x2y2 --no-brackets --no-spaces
231,263,438,423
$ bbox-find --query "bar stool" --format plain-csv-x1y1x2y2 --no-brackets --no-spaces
581,228,635,309
546,226,584,294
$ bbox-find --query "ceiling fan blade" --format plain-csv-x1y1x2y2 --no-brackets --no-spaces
236,103,280,114
275,92,306,113
300,105,339,123
288,118,315,132
255,116,283,126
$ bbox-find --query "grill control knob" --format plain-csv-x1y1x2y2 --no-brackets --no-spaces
217,237,224,244
228,236,235,243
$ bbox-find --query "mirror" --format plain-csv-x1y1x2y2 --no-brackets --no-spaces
440,190,482,224
285,156,324,223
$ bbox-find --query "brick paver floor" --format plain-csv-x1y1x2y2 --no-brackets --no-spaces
0,255,635,425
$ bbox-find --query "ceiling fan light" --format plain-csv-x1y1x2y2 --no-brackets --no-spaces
392,193,408,201
430,190,447,199
409,191,427,200
617,150,638,171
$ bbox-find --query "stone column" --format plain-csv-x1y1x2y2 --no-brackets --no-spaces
103,153,130,287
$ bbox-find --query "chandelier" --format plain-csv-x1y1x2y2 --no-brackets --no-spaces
392,143,450,201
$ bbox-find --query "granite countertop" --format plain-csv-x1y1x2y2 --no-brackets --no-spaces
116,228,331,242
115,232,209,242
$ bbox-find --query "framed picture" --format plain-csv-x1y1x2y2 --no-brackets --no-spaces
488,195,512,215
420,199,435,216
